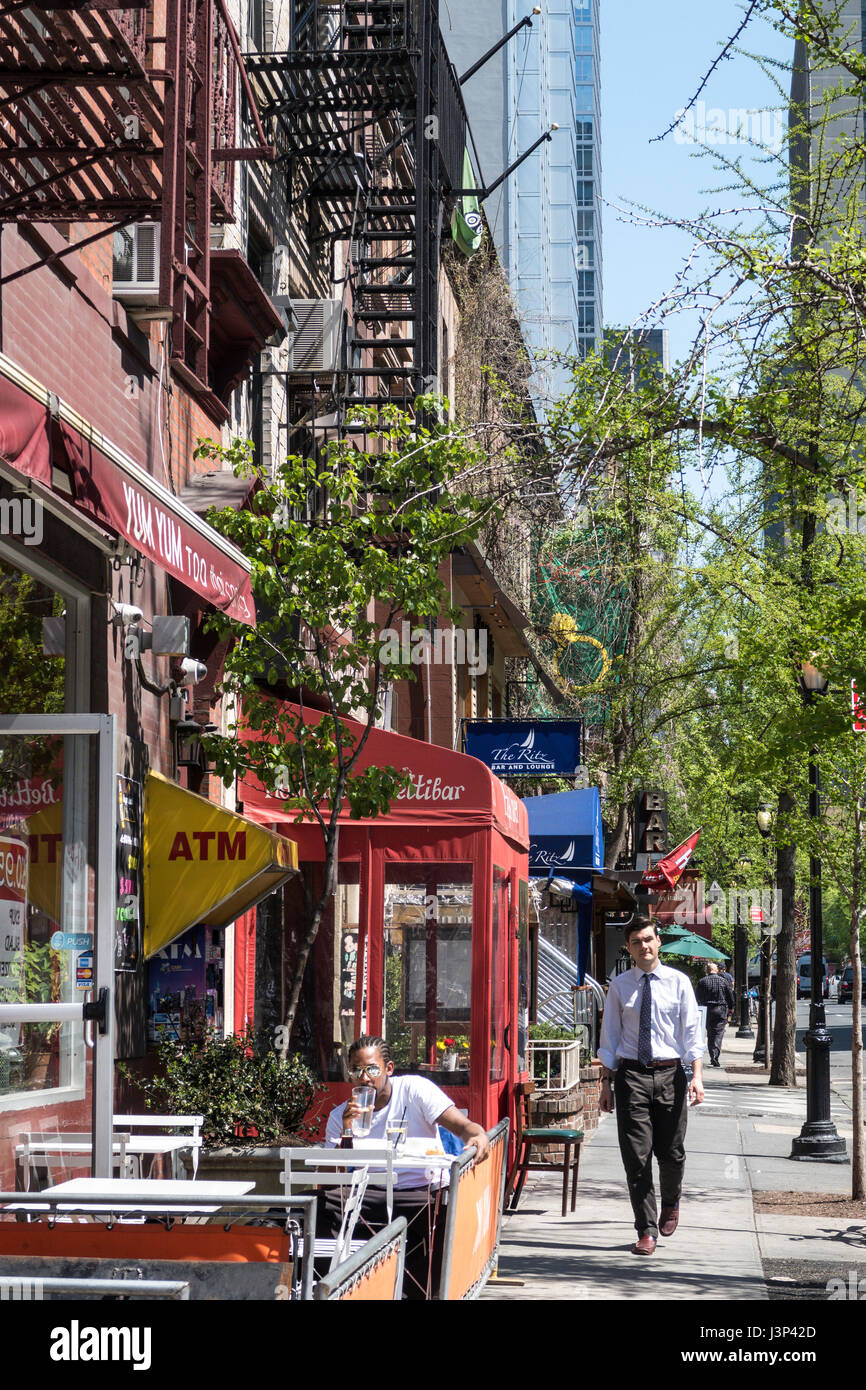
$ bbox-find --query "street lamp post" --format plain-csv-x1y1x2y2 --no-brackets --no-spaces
791,664,847,1163
735,857,754,1039
753,804,773,1066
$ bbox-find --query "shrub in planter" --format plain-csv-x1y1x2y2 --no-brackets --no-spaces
123,1025,321,1148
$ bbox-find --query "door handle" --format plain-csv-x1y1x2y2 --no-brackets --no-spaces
503,1024,511,1051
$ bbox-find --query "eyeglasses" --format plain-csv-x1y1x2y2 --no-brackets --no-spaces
348,1063,382,1079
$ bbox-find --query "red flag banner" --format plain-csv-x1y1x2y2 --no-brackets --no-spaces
640,829,702,890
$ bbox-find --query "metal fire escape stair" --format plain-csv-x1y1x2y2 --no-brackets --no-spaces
248,0,464,433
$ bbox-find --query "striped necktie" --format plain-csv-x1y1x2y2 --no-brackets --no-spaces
638,973,654,1065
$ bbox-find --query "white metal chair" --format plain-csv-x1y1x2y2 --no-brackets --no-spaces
15,1132,133,1191
328,1167,371,1272
280,1144,396,1285
113,1114,204,1179
280,1145,395,1221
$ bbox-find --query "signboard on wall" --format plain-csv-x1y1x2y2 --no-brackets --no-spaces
465,721,582,777
0,836,27,1004
634,789,668,856
115,775,142,972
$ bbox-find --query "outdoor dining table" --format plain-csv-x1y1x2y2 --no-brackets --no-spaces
3,1177,255,1217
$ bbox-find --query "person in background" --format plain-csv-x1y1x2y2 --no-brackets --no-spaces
695,962,734,1068
323,1035,489,1297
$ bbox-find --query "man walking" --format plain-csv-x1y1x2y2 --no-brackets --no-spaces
695,962,734,1068
599,918,704,1255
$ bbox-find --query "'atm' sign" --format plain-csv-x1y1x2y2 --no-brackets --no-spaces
168,831,247,861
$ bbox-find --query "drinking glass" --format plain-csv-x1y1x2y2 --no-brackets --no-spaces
386,1120,407,1150
351,1085,375,1137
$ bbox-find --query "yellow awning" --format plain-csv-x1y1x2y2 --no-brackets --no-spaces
144,772,298,958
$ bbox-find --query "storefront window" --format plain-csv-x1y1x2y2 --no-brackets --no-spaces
147,924,226,1043
490,870,509,1082
0,557,66,718
333,863,362,1055
383,865,472,1082
304,861,363,1081
517,879,529,1073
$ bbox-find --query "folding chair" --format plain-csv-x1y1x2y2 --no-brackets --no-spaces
280,1145,395,1288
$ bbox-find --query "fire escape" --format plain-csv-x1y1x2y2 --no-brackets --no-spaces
246,0,470,448
0,2,276,423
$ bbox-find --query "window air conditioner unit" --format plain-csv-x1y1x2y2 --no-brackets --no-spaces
288,299,344,373
113,222,161,304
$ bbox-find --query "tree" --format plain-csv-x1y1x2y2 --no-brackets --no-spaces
193,400,491,1048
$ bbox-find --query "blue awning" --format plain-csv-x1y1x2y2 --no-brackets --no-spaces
524,788,604,986
525,787,603,876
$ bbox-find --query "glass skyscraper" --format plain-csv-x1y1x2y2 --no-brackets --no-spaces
444,2,603,390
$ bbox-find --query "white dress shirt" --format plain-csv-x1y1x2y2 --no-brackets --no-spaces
598,962,704,1071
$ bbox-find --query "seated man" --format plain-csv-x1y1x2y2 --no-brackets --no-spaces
323,1034,489,1298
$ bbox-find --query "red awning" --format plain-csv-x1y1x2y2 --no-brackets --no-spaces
0,374,52,486
241,705,529,847
0,369,255,627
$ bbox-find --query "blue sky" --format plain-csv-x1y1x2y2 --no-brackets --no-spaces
601,2,792,364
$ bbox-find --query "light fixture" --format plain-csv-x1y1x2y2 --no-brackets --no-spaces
756,803,773,838
174,716,203,768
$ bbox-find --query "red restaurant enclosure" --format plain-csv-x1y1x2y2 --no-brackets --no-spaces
240,710,531,1135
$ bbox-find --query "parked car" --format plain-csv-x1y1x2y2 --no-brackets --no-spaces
838,966,866,1004
797,954,828,999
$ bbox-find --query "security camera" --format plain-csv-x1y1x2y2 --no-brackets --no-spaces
111,603,143,627
176,658,208,686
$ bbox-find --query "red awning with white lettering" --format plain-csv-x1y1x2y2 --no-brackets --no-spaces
240,704,528,848
0,369,255,627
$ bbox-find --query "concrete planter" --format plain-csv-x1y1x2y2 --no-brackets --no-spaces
180,1138,310,1195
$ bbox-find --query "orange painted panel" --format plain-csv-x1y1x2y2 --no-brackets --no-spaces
338,1247,400,1301
0,1221,290,1264
442,1140,505,1300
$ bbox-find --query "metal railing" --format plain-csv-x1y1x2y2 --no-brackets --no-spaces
527,1038,582,1093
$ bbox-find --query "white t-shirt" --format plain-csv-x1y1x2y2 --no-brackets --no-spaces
325,1074,454,1189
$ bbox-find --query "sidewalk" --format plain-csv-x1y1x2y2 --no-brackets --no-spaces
481,1033,864,1301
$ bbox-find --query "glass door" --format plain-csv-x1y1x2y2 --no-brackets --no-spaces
0,716,116,1189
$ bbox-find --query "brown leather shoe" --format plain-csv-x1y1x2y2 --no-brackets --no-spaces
632,1233,657,1255
659,1204,680,1237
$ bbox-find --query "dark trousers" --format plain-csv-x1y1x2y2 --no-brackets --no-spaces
706,1005,728,1064
321,1187,447,1300
614,1063,688,1238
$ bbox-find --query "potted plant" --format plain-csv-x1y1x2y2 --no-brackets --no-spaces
121,1025,322,1193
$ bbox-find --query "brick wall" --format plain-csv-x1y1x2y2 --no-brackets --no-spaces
527,1062,604,1163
